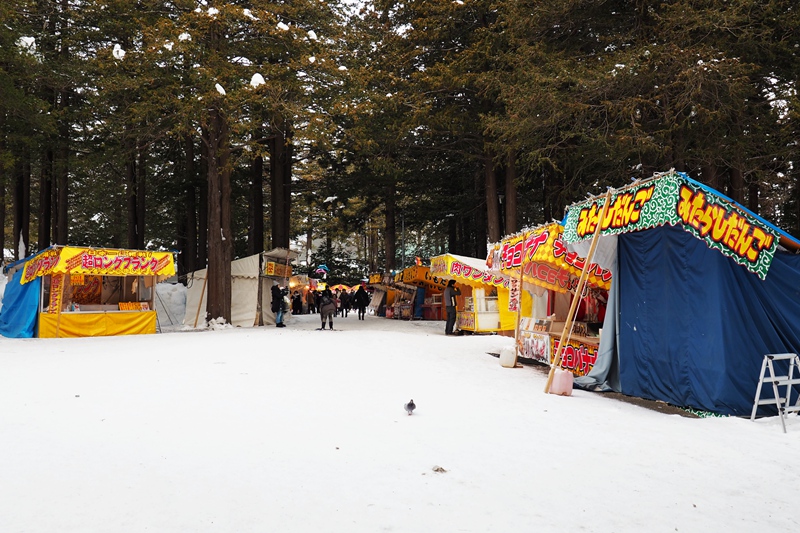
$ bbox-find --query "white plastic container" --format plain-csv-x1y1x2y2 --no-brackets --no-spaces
499,346,516,368
549,368,573,396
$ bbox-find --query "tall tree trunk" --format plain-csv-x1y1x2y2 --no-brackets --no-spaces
13,149,31,259
198,128,209,268
748,181,760,215
0,114,5,259
384,182,397,272
729,167,744,204
484,151,501,244
185,133,198,274
136,143,146,249
474,166,488,259
126,138,137,248
702,164,720,191
13,154,24,259
55,119,69,245
269,120,292,249
204,106,232,323
248,153,264,256
505,152,518,234
38,149,53,250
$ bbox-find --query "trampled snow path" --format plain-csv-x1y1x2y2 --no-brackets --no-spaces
1,313,798,532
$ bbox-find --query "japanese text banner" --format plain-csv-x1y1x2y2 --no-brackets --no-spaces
22,247,176,284
562,172,778,279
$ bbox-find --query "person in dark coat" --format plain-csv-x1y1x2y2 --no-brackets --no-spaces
271,282,287,327
340,290,351,318
306,290,316,314
354,284,370,320
443,279,461,335
292,291,303,314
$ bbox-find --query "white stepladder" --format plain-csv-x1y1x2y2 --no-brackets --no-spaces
750,353,800,433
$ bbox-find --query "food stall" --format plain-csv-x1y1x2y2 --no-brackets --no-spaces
367,272,396,317
486,222,612,376
261,247,298,326
13,245,175,338
392,265,448,319
558,170,800,416
430,253,515,334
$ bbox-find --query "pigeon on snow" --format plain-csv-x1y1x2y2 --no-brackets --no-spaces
404,399,416,416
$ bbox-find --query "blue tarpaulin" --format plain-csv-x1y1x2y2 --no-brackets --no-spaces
0,268,41,338
617,225,800,416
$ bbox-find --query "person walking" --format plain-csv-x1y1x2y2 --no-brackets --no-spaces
306,290,316,314
354,283,370,320
271,282,287,327
443,279,461,335
292,291,303,315
340,290,350,318
319,289,337,330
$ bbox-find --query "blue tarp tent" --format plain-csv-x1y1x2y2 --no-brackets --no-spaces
616,225,800,415
563,171,800,416
0,267,41,338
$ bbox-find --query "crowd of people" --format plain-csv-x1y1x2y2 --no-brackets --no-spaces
272,282,371,329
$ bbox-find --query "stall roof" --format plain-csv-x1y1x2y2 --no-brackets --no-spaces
430,253,510,289
263,247,299,262
562,170,800,280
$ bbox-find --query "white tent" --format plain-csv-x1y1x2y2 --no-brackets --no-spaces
184,254,261,328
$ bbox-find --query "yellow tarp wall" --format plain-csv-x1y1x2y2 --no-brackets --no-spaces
38,311,157,338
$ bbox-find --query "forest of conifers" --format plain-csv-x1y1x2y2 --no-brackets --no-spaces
2,1,799,283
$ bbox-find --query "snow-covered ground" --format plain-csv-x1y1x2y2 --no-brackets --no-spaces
1,312,799,532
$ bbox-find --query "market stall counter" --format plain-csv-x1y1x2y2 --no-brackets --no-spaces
3,246,175,338
430,253,516,334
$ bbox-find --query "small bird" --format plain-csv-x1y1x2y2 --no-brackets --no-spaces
404,399,416,416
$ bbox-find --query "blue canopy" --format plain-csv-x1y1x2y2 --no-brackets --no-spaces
0,267,41,338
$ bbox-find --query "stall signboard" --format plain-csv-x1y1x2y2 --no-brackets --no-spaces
562,171,779,279
457,312,476,331
552,338,599,376
48,273,65,313
264,261,291,278
518,329,598,377
519,331,551,365
22,246,176,284
394,266,448,291
487,223,612,292
431,254,509,288
508,277,521,312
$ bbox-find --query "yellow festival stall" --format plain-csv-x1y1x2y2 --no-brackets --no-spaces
20,245,176,338
485,222,612,376
391,265,448,319
367,272,397,317
430,253,516,334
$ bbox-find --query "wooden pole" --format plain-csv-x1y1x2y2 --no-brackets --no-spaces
514,232,529,364
544,190,612,393
193,273,208,328
54,273,68,339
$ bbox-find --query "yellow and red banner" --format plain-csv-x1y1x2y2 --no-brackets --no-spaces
430,254,509,289
265,261,292,278
486,223,612,293
22,246,175,284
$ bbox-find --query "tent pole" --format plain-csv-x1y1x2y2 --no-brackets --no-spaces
545,189,612,393
193,274,208,328
514,232,529,363
54,273,67,339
